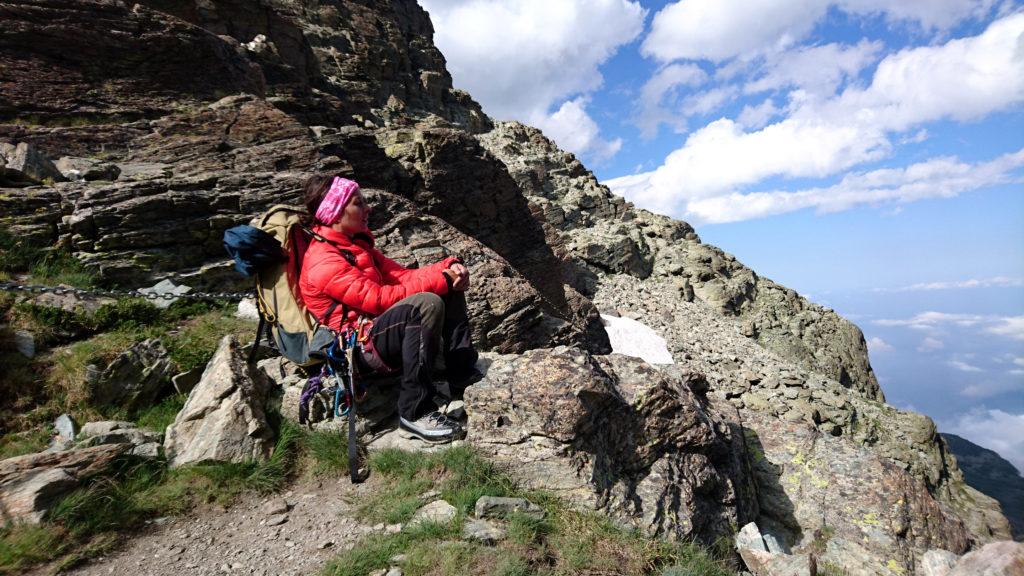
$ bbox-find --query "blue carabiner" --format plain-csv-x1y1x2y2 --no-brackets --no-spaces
325,336,351,417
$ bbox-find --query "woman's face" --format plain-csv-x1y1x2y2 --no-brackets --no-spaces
333,189,371,236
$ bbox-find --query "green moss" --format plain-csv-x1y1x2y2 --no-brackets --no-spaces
818,562,852,576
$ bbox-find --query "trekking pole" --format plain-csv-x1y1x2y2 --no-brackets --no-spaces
345,331,361,484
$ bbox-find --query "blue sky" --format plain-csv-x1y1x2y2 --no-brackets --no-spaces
418,0,1024,472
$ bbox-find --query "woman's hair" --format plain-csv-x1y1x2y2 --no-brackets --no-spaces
303,173,340,225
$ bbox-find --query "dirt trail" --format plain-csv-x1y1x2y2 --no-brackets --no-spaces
58,477,385,576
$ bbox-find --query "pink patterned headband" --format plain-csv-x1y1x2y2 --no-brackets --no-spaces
315,177,359,225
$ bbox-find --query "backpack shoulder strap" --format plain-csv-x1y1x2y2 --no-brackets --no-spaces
307,228,357,327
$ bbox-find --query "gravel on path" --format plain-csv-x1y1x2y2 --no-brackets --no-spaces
58,477,386,576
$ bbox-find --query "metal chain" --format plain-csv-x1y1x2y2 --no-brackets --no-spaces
0,281,250,302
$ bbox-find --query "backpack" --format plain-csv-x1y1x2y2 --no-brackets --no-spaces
224,205,335,366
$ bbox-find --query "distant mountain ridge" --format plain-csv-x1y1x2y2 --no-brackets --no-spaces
943,433,1024,540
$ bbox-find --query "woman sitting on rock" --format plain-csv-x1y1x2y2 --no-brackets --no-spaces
299,175,480,443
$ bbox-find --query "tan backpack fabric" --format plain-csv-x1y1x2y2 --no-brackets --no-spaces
254,205,335,366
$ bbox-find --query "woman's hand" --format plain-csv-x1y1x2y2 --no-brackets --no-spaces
444,263,470,291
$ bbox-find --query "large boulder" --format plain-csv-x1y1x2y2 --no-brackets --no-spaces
465,348,756,543
0,443,129,523
163,336,274,467
0,141,65,186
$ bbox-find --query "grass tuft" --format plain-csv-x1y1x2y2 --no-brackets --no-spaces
2,306,256,432
0,226,97,287
0,523,68,574
246,420,304,493
0,428,51,460
435,445,518,514
506,511,552,546
305,429,350,477
491,552,534,576
134,394,187,433
322,522,464,576
48,459,165,538
162,312,256,373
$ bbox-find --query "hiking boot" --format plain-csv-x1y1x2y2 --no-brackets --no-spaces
399,411,465,443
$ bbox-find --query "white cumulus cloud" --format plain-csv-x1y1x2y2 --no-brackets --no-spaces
987,316,1024,341
944,408,1024,474
632,148,1024,225
637,63,709,137
960,381,1023,397
743,39,884,96
873,312,1024,352
608,13,1024,223
949,359,984,372
737,98,783,130
419,0,645,164
642,0,829,62
839,0,1001,31
642,0,999,63
880,276,1024,292
875,311,989,330
536,98,623,164
867,336,893,353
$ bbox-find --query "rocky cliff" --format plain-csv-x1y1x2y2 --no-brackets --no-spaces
0,1,1012,574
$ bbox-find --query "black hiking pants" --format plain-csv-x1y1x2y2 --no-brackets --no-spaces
356,291,477,420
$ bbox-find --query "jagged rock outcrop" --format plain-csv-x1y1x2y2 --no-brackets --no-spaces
0,420,161,526
164,336,275,467
612,278,1011,573
0,0,1012,572
477,121,879,401
88,338,175,411
466,347,757,543
0,0,604,352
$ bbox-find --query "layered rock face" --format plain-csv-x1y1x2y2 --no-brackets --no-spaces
0,0,1012,573
0,0,604,353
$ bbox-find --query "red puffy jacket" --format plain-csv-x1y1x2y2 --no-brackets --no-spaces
299,224,458,332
